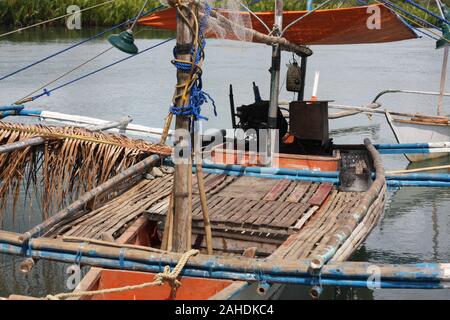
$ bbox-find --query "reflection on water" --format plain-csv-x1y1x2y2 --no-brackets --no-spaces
0,26,175,43
0,27,449,299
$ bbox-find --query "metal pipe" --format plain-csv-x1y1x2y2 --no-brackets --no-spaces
229,84,236,128
297,56,307,101
267,0,283,167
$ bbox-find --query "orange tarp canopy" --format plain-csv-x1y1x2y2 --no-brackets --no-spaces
139,4,417,45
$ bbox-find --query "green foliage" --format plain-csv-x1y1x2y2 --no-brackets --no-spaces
0,0,161,27
0,0,441,27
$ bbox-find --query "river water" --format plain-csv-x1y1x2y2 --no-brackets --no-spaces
0,27,449,299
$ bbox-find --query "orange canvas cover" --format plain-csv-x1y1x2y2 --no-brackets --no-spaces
139,4,417,45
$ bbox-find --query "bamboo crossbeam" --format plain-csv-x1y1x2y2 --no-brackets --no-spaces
0,231,448,288
0,136,45,154
387,164,450,174
328,103,381,119
20,154,161,242
36,111,173,139
329,104,450,121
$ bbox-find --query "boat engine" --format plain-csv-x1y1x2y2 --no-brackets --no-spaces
230,82,288,143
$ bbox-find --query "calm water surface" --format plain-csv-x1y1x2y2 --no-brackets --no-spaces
0,28,449,300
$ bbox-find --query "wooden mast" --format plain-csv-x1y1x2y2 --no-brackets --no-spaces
436,0,448,116
170,0,194,253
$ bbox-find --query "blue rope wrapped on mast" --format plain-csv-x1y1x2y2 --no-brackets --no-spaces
0,5,165,82
169,3,217,121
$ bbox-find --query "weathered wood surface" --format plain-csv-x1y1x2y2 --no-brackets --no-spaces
45,168,373,260
43,141,385,264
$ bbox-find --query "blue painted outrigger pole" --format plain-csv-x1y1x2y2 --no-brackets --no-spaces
0,233,448,290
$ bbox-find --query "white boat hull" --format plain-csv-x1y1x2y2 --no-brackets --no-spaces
394,120,450,162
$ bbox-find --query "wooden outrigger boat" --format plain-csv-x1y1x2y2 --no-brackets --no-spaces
1,0,450,301
3,137,386,300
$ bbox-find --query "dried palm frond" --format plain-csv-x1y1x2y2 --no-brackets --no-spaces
0,121,172,220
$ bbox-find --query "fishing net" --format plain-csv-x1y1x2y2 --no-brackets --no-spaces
206,0,254,43
158,0,254,43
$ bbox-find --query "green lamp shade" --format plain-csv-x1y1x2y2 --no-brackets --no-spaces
436,4,450,49
108,30,138,54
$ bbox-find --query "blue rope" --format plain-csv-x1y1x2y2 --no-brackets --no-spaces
169,3,217,121
401,0,449,25
410,24,440,41
0,5,165,82
248,0,263,6
380,0,441,31
28,38,174,102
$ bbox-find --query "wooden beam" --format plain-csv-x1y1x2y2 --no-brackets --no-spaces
171,3,194,253
20,154,160,242
0,136,45,154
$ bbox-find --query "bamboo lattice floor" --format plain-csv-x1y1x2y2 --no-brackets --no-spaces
46,172,365,260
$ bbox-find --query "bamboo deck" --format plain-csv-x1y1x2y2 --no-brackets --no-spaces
45,169,381,261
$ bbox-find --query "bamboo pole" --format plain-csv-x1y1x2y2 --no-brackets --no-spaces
329,104,450,121
86,115,132,132
387,164,450,174
438,47,448,115
1,232,449,287
161,187,174,251
328,103,381,119
196,163,213,254
437,0,449,116
0,136,45,154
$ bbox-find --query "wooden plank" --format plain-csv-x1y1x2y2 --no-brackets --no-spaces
275,203,311,228
263,179,291,201
308,183,333,206
219,176,276,200
277,180,297,202
286,181,310,202
234,200,268,224
250,201,285,226
203,174,228,193
257,201,289,226
291,205,319,231
225,199,260,224
300,182,319,203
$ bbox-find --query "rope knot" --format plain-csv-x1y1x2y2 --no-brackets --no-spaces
43,249,199,300
154,249,199,297
155,265,182,290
